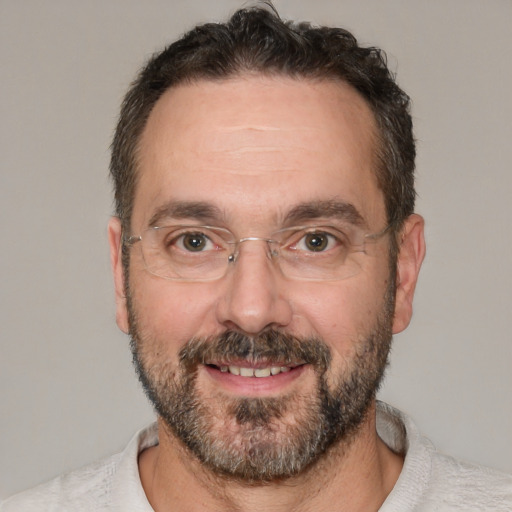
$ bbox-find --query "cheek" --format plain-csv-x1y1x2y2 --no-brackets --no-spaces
291,274,391,354
129,275,221,347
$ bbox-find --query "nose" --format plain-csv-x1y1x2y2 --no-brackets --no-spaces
215,242,293,335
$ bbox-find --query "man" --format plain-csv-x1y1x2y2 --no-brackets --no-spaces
2,5,511,511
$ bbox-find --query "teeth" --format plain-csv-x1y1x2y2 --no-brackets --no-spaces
220,365,294,377
229,365,240,376
254,368,271,378
240,367,254,377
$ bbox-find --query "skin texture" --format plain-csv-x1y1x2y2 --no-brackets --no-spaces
108,75,425,511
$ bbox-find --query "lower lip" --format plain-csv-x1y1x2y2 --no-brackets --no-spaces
203,364,308,397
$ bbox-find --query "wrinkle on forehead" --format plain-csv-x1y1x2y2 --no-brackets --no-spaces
189,119,326,163
219,125,283,132
203,127,323,157
212,125,312,149
183,122,369,178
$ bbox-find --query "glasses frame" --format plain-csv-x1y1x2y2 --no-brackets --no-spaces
123,222,395,282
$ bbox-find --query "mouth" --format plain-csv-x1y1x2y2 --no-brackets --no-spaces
206,362,304,378
201,360,310,397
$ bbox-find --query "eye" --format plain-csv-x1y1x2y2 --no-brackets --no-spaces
294,230,339,252
303,232,329,251
155,226,232,255
176,232,214,252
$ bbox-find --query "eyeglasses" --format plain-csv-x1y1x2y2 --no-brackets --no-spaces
123,223,393,282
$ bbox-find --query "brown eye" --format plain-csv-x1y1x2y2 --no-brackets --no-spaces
304,233,329,252
181,233,209,251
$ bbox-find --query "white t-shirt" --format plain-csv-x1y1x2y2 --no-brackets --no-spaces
2,402,511,511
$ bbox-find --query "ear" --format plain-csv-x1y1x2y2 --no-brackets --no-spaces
392,214,426,334
108,217,130,334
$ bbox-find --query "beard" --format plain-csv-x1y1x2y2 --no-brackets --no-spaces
127,285,394,483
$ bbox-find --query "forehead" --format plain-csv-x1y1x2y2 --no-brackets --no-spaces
134,75,383,230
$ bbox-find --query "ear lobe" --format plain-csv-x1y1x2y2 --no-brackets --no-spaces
392,214,426,334
108,217,130,334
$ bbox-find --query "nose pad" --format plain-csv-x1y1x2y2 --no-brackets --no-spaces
226,237,277,268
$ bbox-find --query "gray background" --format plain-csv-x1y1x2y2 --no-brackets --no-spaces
1,0,511,499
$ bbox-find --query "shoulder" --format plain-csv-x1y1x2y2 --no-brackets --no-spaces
0,423,158,512
423,452,512,510
0,454,122,512
377,402,512,511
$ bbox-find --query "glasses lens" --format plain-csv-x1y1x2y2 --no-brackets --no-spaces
141,226,232,280
275,226,366,281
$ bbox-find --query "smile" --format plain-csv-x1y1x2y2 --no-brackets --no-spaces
207,363,302,378
203,361,309,396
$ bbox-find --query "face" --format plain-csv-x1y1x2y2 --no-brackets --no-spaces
109,76,424,481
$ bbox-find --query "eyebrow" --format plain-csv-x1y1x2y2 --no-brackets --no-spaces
148,200,223,227
283,199,366,228
147,198,366,229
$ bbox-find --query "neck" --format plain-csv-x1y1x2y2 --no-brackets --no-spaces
139,401,403,512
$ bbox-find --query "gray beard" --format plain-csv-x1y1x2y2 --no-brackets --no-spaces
128,289,394,483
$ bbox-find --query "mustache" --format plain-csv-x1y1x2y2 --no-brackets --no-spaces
178,330,332,372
